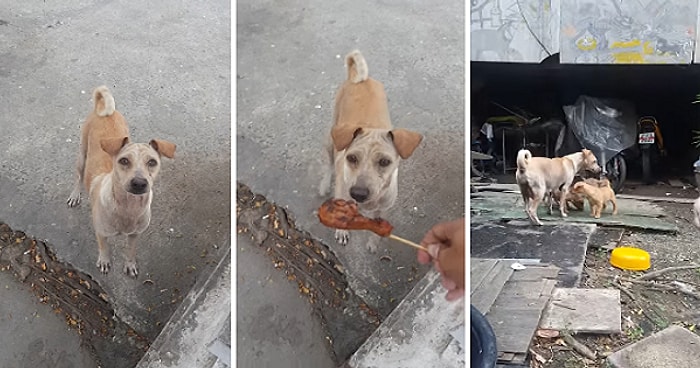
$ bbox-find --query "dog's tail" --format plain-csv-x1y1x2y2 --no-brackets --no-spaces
93,86,116,117
345,50,369,83
516,149,532,171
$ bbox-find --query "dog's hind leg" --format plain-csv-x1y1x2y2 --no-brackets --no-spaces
546,192,554,215
67,135,87,207
123,233,139,277
527,195,544,226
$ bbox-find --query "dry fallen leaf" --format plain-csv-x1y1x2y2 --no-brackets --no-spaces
536,329,560,338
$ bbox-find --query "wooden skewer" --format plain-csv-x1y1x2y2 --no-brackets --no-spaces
388,234,428,252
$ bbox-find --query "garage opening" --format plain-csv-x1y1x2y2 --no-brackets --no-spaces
471,55,700,193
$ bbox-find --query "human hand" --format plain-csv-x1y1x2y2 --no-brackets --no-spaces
417,218,465,301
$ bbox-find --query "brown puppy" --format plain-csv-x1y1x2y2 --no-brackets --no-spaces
571,180,618,219
552,190,586,211
67,86,176,277
553,177,610,211
318,50,423,252
516,149,602,225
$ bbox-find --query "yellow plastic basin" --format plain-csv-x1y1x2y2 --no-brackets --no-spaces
610,247,651,271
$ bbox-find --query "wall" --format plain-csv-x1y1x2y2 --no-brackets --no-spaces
471,0,699,64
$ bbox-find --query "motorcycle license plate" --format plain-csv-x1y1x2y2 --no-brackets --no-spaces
638,132,655,144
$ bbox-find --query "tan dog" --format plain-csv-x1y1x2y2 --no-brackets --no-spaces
319,50,423,252
553,177,609,211
516,149,601,225
67,86,176,277
553,190,586,211
571,180,618,218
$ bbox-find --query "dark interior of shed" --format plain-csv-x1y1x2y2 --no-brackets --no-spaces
471,55,700,182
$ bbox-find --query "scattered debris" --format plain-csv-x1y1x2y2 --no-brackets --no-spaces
635,264,700,281
561,330,597,360
0,222,149,368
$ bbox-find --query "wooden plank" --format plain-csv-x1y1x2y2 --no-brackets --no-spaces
485,264,560,361
471,260,514,314
470,259,498,291
488,307,544,352
508,265,560,281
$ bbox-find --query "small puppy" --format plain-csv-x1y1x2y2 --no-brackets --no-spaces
553,177,610,211
67,86,176,277
571,180,618,219
516,149,602,225
319,50,423,252
553,189,586,211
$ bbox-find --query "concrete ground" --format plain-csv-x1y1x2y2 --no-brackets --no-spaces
237,0,464,366
0,1,230,366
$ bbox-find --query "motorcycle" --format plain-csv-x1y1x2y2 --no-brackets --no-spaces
636,116,665,184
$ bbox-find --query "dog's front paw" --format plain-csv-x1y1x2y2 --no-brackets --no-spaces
67,191,81,207
96,257,111,274
123,261,138,278
335,229,349,245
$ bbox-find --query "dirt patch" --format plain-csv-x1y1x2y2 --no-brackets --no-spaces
530,200,700,368
0,222,149,368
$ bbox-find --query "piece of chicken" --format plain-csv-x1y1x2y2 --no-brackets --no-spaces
318,198,393,237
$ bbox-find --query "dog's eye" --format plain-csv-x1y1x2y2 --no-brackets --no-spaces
378,158,392,167
147,159,158,167
347,154,358,164
118,157,129,166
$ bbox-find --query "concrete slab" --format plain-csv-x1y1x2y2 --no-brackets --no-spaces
136,246,231,368
0,0,230,364
348,270,465,368
236,233,336,368
540,288,622,334
0,271,97,368
470,222,594,287
606,325,700,368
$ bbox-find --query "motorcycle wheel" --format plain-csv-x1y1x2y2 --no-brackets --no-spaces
641,148,652,184
471,304,498,368
606,154,627,193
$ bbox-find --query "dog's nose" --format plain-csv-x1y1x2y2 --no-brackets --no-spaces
350,186,370,203
129,177,148,194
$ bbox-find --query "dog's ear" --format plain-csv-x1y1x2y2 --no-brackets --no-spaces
389,129,423,159
331,126,363,151
101,136,130,156
149,139,176,159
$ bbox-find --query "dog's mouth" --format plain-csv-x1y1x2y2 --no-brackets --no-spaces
127,178,149,195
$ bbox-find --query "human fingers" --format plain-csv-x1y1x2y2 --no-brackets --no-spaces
445,288,465,301
417,249,431,264
420,219,464,248
437,242,465,290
